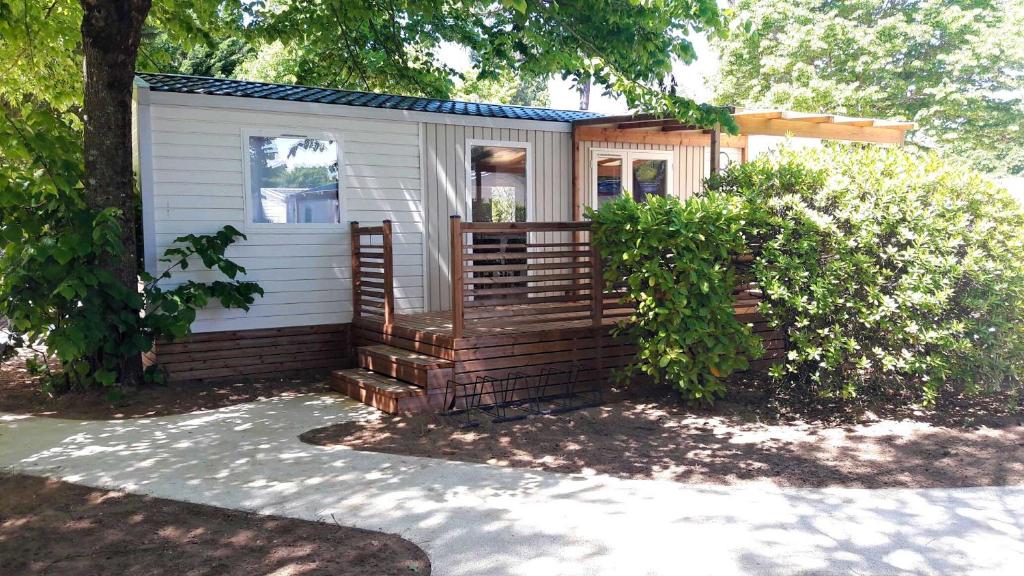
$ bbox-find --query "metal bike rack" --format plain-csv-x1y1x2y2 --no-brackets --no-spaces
441,362,603,427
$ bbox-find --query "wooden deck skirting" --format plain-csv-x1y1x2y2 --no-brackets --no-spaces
352,313,635,398
157,324,352,382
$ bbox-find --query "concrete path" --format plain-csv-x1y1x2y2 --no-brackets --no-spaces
1,393,1021,576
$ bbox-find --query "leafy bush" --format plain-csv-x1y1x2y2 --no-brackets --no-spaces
587,194,762,401
707,144,1024,404
0,214,263,391
143,227,265,343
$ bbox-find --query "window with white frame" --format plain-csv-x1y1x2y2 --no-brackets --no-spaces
594,153,624,209
465,140,532,291
591,149,673,206
246,132,341,225
467,142,529,223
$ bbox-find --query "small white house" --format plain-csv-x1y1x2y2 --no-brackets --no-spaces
133,72,912,381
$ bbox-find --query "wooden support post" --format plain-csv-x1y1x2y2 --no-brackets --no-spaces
350,221,361,322
589,225,605,382
709,125,721,175
450,215,464,340
589,231,603,327
571,128,586,283
571,125,581,221
382,219,395,328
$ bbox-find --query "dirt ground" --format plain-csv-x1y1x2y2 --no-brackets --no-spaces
301,386,1024,489
0,473,429,576
0,356,332,420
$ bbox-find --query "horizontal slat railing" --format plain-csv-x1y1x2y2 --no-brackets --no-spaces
450,216,617,338
447,218,773,349
458,221,593,232
350,220,394,327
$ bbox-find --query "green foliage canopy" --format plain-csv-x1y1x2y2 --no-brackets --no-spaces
142,31,254,78
236,0,736,130
453,70,551,108
708,145,1024,405
587,195,762,401
714,0,1024,175
0,152,263,391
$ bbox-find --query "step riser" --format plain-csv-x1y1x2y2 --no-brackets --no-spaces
330,370,440,415
353,333,454,362
357,349,452,389
331,375,402,414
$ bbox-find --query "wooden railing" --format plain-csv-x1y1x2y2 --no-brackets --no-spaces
348,218,780,368
350,220,394,326
449,216,627,338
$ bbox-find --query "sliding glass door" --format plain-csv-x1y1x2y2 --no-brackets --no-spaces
466,141,532,297
594,153,625,209
591,150,673,207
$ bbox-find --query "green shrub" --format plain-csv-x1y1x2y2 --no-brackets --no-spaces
708,144,1024,404
0,214,264,391
586,194,762,401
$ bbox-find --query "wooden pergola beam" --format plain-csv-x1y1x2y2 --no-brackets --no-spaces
833,117,876,127
733,110,783,119
574,125,747,148
732,116,908,145
576,108,914,145
782,112,833,123
573,113,659,127
660,125,704,132
618,119,674,129
873,120,917,130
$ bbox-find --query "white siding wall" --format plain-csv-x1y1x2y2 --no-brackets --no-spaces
145,102,424,333
140,93,735,326
421,123,573,312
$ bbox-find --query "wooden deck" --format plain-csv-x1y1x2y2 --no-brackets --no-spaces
364,305,625,340
348,308,635,414
334,219,783,415
352,309,634,374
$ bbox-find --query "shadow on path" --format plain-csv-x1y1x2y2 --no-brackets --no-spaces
2,394,1022,576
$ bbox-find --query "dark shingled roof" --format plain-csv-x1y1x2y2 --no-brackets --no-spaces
137,72,604,124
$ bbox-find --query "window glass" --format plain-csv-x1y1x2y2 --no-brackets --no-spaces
248,135,339,224
632,158,667,202
469,145,527,223
595,156,623,208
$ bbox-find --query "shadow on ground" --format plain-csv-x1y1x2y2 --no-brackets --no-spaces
300,396,1024,489
2,393,1022,576
0,472,429,576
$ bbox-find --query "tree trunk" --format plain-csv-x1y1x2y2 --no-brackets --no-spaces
80,0,152,387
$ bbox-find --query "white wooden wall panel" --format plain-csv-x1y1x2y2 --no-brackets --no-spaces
421,122,573,311
146,102,425,332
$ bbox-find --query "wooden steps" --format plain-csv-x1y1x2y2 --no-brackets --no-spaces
357,344,453,389
330,368,440,415
332,344,454,414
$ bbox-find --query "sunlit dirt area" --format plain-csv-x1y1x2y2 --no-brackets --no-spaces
301,386,1024,489
0,473,429,576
